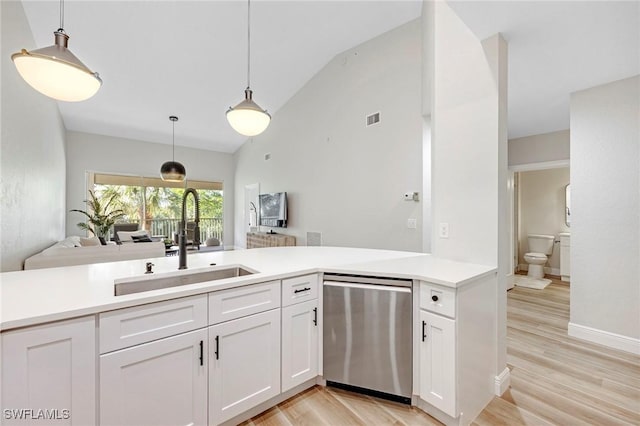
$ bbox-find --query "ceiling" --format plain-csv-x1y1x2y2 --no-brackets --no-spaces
19,1,640,152
449,0,639,139
20,0,422,153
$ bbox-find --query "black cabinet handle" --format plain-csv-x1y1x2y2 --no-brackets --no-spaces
313,307,318,326
214,335,219,360
199,340,204,366
432,295,439,302
294,287,311,294
422,321,427,341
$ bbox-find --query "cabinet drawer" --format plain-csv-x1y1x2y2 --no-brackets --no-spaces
420,282,455,318
209,281,280,325
100,295,207,354
282,274,319,306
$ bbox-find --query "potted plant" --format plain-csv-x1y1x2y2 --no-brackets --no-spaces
70,190,125,244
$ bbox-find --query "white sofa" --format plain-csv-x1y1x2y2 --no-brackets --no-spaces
24,236,165,270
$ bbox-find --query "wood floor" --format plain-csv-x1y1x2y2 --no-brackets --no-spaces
244,276,640,425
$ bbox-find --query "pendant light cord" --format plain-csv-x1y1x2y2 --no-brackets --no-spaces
172,119,176,161
59,0,64,30
247,0,251,89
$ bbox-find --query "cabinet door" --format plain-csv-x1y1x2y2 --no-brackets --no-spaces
2,316,96,425
419,310,456,417
209,309,280,425
100,328,207,426
282,299,318,392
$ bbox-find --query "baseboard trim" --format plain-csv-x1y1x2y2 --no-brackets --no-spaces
416,398,459,426
495,367,511,396
568,322,640,355
220,378,317,426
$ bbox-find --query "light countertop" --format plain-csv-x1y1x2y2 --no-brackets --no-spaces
0,247,496,331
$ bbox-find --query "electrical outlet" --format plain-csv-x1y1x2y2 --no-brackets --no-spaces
439,222,449,238
407,218,417,229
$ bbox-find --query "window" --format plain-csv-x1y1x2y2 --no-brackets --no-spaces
90,173,223,243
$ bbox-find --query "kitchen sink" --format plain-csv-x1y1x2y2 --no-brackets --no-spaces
114,266,255,296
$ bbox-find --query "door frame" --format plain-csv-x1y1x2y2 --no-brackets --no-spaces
508,159,570,287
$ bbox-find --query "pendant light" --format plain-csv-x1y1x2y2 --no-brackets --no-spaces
226,0,271,137
161,116,186,182
11,0,102,102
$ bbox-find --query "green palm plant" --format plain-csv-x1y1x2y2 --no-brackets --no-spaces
70,190,125,239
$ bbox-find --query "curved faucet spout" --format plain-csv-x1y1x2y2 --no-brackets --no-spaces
178,188,200,270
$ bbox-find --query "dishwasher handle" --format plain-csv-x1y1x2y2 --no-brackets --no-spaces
323,281,412,293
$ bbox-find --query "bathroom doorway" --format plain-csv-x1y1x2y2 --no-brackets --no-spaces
511,163,570,284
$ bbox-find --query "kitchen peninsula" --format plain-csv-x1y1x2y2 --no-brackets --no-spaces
1,247,498,426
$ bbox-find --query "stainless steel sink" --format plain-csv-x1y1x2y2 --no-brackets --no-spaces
115,266,255,296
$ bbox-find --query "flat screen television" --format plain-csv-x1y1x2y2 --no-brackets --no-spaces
259,192,287,228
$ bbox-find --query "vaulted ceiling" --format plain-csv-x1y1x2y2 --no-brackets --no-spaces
19,1,639,152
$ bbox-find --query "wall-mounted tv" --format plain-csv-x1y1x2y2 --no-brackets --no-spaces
259,192,288,228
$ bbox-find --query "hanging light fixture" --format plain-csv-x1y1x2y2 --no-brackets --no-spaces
11,0,102,102
226,0,271,137
161,116,186,182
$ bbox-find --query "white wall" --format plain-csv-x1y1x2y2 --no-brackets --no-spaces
570,76,640,345
1,0,67,272
517,168,570,272
430,7,507,268
427,0,508,410
233,20,423,251
509,130,570,166
66,131,235,247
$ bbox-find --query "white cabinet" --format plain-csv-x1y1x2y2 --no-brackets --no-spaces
282,299,319,391
209,309,281,424
100,328,208,426
100,294,207,353
419,310,456,417
282,274,319,306
1,316,96,426
209,281,280,325
560,233,570,282
417,277,496,426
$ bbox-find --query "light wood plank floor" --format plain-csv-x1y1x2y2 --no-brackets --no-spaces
244,276,640,425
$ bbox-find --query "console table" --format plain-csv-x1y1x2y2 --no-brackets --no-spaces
246,232,296,249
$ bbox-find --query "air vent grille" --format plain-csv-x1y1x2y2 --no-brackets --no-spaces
366,112,380,126
306,232,322,247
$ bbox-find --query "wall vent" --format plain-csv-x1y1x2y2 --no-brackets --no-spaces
306,232,322,247
366,112,380,126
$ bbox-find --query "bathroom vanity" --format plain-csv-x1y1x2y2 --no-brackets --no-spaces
0,247,498,426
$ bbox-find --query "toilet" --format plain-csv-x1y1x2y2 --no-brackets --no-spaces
524,234,555,279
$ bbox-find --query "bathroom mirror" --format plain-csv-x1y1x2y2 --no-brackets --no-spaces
565,184,571,227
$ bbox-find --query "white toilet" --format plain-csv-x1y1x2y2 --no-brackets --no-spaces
524,234,555,279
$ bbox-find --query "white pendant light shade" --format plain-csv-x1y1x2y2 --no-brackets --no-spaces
226,89,271,137
12,30,102,102
226,0,271,137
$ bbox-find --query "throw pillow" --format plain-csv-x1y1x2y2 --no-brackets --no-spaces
59,236,82,248
131,235,153,243
80,237,101,247
117,230,149,243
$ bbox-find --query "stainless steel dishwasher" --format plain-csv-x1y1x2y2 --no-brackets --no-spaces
323,274,412,403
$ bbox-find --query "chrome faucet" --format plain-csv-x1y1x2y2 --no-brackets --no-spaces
178,188,200,270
